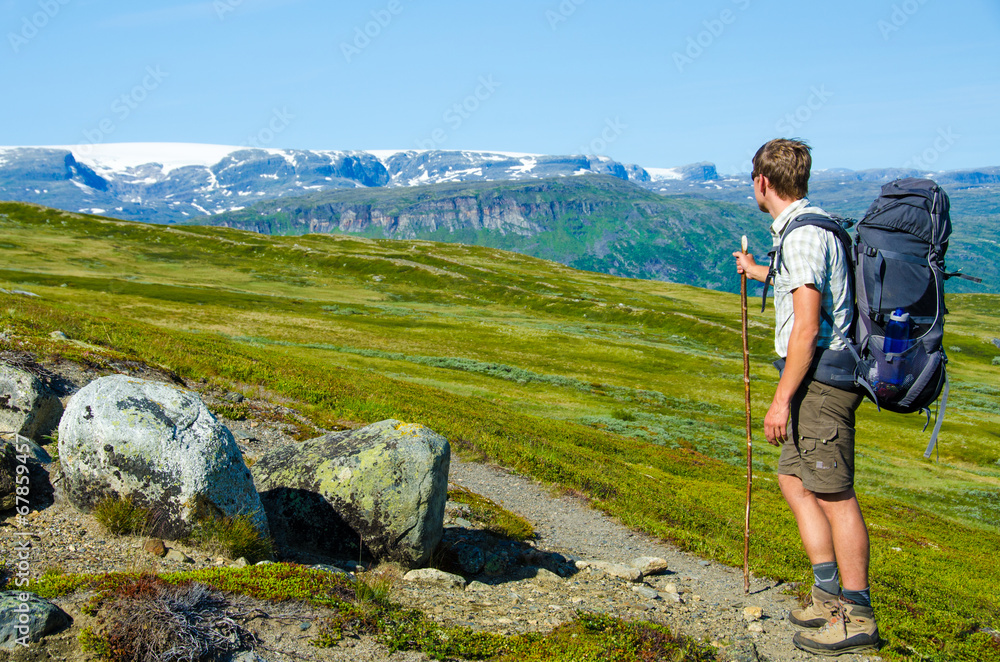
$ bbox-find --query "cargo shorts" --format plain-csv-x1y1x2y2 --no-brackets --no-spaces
777,379,863,494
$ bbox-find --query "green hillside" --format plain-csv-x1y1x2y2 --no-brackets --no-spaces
207,176,772,294
206,175,999,294
2,201,999,660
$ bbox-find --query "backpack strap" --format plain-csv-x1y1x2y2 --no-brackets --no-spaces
761,213,855,317
924,373,949,459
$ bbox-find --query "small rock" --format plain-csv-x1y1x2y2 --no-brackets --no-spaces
452,517,474,529
574,559,591,570
632,586,660,600
660,591,682,603
143,538,167,557
631,556,669,576
528,567,563,584
747,622,765,633
165,549,193,563
403,568,467,589
466,581,491,592
699,560,711,567
743,606,763,622
692,594,702,602
299,621,311,631
590,561,642,582
231,557,249,568
49,331,69,340
662,582,679,594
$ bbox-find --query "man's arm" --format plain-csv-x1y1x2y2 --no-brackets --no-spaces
764,284,821,446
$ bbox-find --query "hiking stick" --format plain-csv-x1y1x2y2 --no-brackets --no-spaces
740,235,752,594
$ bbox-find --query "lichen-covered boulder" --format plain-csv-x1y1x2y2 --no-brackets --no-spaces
58,375,267,539
0,591,70,649
252,419,449,567
0,363,62,442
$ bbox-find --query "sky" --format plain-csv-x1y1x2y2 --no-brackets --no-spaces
2,0,999,174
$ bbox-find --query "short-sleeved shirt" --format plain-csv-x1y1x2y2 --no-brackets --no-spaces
769,199,853,358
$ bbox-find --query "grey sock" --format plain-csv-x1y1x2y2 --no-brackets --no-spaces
842,587,872,608
812,561,840,595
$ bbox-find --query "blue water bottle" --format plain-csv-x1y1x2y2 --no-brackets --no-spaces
882,308,912,385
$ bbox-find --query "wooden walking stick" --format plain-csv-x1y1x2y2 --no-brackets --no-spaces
740,235,753,594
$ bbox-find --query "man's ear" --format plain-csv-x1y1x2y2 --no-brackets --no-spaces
756,174,771,196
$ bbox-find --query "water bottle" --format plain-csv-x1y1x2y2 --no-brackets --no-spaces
882,308,912,386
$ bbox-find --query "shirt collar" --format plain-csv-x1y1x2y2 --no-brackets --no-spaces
769,198,810,243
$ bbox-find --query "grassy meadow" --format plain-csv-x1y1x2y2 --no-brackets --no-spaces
1,201,998,661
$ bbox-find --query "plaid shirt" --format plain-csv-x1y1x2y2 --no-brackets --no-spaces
769,199,853,358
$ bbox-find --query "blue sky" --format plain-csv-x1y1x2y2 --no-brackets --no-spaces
3,0,998,173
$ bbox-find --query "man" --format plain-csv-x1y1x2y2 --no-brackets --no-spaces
733,138,880,656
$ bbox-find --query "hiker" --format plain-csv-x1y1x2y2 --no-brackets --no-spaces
732,138,881,656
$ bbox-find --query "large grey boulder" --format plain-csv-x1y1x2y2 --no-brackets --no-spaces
0,363,62,442
252,419,449,567
0,591,71,649
58,375,267,539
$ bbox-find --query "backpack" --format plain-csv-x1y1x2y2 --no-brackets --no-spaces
762,178,980,458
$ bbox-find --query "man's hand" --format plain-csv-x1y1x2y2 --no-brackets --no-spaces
764,397,790,446
733,251,769,283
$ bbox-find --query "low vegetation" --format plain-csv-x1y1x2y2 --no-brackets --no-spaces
188,514,275,564
3,202,999,660
34,564,717,662
92,496,153,536
448,486,535,542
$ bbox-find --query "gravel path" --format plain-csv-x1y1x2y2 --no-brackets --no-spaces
448,456,884,662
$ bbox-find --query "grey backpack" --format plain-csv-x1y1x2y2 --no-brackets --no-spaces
766,179,980,457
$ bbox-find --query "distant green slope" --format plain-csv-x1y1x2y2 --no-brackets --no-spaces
2,201,999,661
206,174,999,294
206,175,772,294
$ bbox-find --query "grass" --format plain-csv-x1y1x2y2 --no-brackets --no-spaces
3,201,999,660
188,514,275,564
448,486,535,542
92,496,153,536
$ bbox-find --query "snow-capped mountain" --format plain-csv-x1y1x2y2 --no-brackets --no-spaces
0,143,711,224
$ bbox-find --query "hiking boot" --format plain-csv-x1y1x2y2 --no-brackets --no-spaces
792,602,881,656
788,585,841,629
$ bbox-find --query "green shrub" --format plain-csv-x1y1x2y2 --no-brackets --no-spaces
93,496,152,536
189,514,274,564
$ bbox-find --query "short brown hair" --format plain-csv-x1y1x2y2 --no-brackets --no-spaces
751,138,812,200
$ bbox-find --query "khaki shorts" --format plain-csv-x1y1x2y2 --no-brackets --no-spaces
778,380,863,494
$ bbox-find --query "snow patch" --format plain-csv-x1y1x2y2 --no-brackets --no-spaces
646,167,683,181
